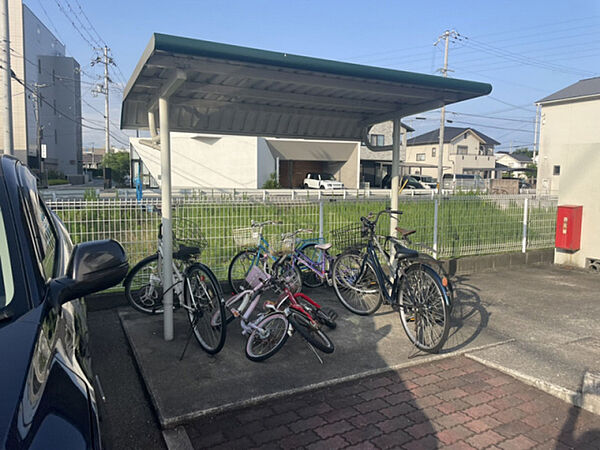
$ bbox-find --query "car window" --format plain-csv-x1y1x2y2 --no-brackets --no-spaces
321,173,335,181
0,208,15,310
18,167,58,280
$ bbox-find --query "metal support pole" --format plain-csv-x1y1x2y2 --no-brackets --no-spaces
390,118,401,238
319,199,324,240
1,0,13,156
159,97,174,341
522,197,528,253
104,46,110,154
433,198,439,259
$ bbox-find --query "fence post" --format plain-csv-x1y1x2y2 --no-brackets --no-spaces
319,199,324,240
433,198,439,259
522,197,529,253
291,189,295,200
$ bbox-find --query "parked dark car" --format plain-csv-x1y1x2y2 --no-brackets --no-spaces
381,174,426,189
0,156,128,449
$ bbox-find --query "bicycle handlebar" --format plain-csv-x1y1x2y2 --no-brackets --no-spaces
250,220,283,227
360,208,403,229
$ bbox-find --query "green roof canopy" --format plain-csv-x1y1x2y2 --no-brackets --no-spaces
121,33,492,140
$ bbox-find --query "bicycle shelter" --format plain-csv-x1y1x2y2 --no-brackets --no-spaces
120,33,492,341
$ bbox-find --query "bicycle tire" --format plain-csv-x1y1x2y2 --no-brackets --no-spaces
294,295,337,329
245,312,289,362
124,254,164,314
287,309,334,353
185,263,227,355
297,243,326,288
397,263,450,354
399,254,455,312
332,251,382,315
228,249,259,294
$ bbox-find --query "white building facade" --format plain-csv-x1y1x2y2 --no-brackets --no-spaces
536,77,600,269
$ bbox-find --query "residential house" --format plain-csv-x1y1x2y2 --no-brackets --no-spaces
405,127,499,179
536,76,600,269
495,152,533,179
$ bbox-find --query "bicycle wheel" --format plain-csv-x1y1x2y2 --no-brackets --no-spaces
228,249,259,294
397,263,450,354
287,309,334,353
124,254,164,314
295,295,337,329
185,263,226,355
274,257,302,294
332,252,382,315
297,244,326,288
245,312,289,362
399,255,455,312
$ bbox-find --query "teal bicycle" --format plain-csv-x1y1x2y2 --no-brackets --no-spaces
228,220,303,294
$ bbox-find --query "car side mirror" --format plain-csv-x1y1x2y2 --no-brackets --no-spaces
49,239,129,307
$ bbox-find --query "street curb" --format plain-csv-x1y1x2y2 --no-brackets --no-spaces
465,354,600,416
156,339,515,428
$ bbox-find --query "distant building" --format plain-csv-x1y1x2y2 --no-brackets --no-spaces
0,1,82,176
495,152,533,179
536,76,600,269
406,127,499,179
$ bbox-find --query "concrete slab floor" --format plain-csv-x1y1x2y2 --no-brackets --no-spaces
119,275,506,428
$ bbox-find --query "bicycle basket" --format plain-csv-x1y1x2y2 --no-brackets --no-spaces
330,224,367,251
174,235,208,256
245,265,270,288
233,226,262,247
271,232,297,256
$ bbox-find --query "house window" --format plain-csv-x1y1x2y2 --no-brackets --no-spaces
431,147,436,157
416,153,426,161
553,165,560,176
370,134,385,146
38,59,41,74
456,145,468,155
53,100,56,115
54,129,57,145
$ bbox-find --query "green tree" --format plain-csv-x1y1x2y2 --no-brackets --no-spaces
262,172,281,189
513,147,533,158
101,152,130,186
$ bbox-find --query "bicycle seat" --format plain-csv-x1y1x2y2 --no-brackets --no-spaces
176,245,202,258
315,243,332,251
394,244,419,258
396,227,416,237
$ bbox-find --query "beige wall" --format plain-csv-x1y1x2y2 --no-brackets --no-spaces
336,144,360,189
0,0,28,161
538,98,600,268
537,98,600,196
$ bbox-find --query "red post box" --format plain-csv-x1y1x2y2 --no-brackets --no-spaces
555,205,582,251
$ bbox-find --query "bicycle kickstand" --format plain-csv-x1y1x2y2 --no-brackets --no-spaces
304,340,324,365
179,316,198,361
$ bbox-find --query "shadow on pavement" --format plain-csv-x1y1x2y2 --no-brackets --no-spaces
442,275,491,354
557,373,600,448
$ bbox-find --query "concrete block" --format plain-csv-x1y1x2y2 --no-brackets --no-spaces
492,253,511,270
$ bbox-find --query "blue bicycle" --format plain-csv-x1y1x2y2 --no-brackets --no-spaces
228,220,303,294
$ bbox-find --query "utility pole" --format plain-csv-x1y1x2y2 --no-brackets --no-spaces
434,29,457,197
31,83,48,172
92,46,113,188
92,46,113,155
0,0,13,156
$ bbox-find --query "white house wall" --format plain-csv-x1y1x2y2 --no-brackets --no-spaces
537,98,600,196
131,134,259,188
257,137,276,188
537,98,600,268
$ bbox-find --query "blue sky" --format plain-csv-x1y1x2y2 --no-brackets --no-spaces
25,0,600,150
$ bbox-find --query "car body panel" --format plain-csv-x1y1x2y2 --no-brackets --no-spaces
0,157,101,449
303,172,344,189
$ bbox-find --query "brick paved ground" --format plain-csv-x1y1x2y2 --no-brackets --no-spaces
184,356,600,449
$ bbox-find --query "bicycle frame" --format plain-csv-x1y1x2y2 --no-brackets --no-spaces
293,246,334,281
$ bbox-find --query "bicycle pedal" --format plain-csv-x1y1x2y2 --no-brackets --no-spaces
231,309,241,318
